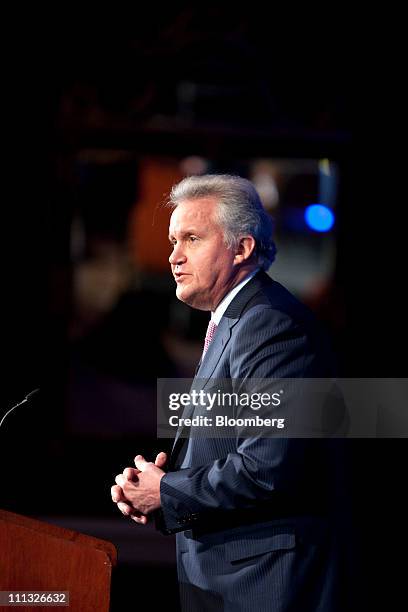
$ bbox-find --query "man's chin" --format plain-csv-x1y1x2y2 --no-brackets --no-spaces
176,288,209,311
176,286,193,305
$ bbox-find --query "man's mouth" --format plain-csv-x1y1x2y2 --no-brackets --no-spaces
174,272,190,282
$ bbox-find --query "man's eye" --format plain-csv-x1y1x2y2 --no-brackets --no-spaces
189,236,198,242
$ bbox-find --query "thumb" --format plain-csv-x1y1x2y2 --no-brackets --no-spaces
134,454,150,471
154,452,168,468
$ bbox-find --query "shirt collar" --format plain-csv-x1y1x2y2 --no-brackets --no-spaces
211,268,260,325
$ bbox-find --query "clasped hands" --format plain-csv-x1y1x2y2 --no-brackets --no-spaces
111,452,167,525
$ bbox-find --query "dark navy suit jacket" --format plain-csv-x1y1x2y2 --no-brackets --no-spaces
157,271,349,611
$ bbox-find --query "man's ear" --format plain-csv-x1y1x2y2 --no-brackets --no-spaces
233,235,256,264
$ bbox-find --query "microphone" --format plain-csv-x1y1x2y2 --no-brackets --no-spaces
0,388,40,429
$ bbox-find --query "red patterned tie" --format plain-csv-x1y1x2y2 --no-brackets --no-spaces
203,319,218,357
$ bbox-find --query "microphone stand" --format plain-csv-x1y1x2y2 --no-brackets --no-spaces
0,389,40,429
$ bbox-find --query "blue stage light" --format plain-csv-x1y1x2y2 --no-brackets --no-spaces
305,204,335,232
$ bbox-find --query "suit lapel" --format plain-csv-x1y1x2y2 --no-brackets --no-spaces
169,317,235,464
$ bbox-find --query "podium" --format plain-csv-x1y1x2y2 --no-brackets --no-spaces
0,509,117,611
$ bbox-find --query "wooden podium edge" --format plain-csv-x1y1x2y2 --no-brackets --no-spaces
0,508,117,566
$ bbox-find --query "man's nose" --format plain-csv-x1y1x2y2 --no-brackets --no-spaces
169,244,187,265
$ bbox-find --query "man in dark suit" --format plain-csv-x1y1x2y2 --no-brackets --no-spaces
111,175,349,611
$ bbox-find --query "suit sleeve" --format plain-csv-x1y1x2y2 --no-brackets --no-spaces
157,305,323,534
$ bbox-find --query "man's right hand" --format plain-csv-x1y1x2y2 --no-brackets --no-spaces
111,451,167,525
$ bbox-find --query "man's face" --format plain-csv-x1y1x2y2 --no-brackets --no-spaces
168,197,238,311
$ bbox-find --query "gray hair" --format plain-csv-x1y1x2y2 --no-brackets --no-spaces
168,174,277,270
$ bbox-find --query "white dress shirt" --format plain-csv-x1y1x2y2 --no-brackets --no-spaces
211,268,259,325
